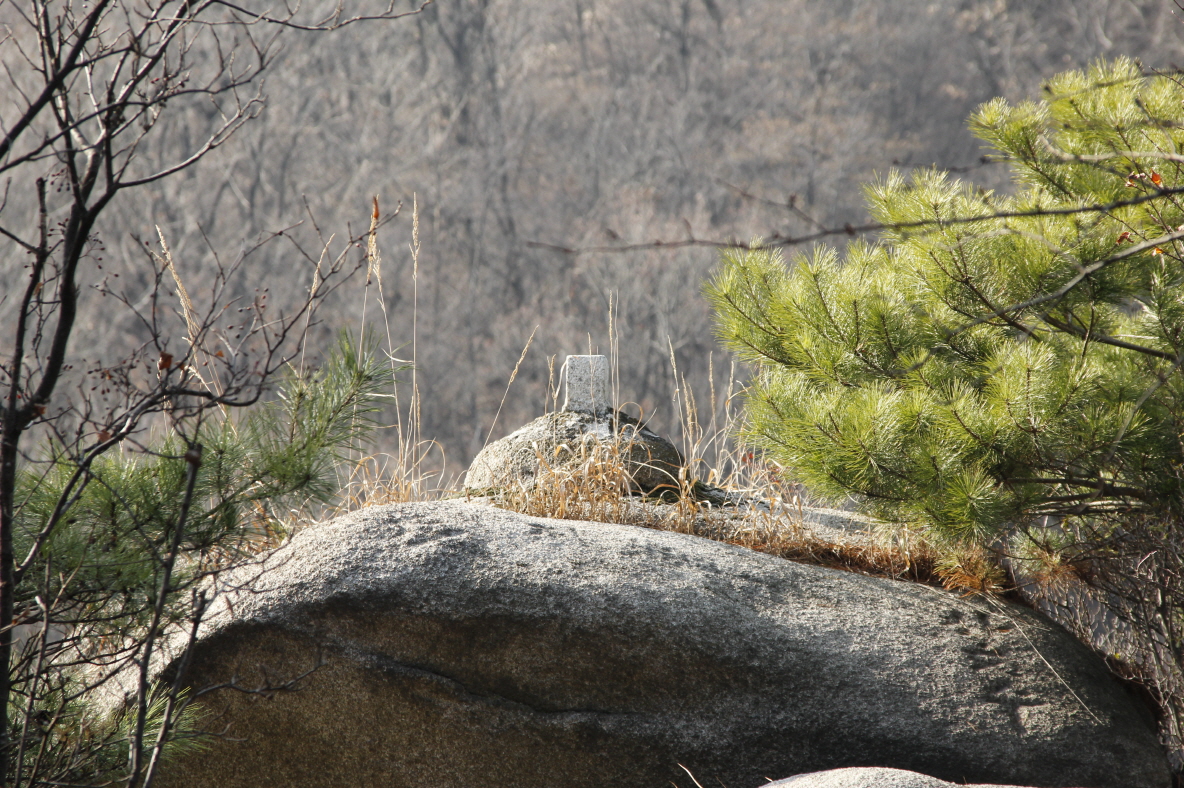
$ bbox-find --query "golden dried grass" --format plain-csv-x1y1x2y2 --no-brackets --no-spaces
486,432,954,590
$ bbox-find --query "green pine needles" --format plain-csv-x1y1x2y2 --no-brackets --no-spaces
709,58,1184,761
17,334,392,618
709,57,1184,544
7,333,394,785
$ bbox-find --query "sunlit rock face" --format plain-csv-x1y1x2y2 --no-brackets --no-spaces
152,501,1168,788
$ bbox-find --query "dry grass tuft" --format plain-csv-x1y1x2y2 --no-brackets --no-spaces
724,522,942,586
494,438,700,529
934,544,1009,596
333,444,452,511
487,433,952,589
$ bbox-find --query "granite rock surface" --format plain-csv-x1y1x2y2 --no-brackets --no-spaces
151,501,1168,788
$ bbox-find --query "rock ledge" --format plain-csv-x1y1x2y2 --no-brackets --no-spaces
153,501,1167,788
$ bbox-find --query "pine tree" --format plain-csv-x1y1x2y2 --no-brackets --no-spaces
7,335,395,786
707,57,1184,762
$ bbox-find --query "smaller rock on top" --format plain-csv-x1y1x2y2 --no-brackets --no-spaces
465,354,684,495
563,354,610,414
464,409,683,494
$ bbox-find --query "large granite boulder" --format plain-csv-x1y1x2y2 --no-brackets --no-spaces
151,501,1168,788
769,767,1043,788
464,409,684,494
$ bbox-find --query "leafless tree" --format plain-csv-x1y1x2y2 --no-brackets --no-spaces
68,0,1178,468
0,0,427,783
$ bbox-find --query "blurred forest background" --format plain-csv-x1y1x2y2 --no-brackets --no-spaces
5,0,1184,475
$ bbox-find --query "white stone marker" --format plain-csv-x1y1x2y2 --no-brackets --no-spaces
563,355,610,414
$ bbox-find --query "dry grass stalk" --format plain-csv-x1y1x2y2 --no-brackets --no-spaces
333,446,450,511
497,438,694,529
723,519,942,587
489,433,952,590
